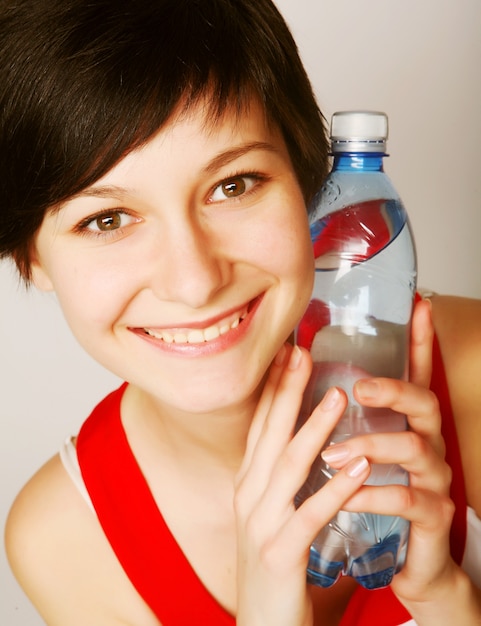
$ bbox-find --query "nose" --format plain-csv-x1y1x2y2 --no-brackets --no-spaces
148,218,230,309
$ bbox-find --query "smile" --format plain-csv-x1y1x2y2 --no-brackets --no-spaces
142,305,249,345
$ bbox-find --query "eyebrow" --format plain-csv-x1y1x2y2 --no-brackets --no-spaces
69,185,133,201
202,141,281,175
68,141,281,201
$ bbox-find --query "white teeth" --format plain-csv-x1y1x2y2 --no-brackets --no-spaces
144,305,249,345
173,332,188,343
163,331,174,344
204,325,220,341
186,329,204,344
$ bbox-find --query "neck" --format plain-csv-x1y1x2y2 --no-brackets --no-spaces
121,382,259,472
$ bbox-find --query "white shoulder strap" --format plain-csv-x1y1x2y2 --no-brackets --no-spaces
59,437,95,512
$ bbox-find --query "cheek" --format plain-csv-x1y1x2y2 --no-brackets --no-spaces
49,259,133,335
279,204,315,314
261,203,313,281
248,201,314,323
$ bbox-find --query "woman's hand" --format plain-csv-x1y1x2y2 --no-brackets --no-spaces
321,299,481,624
234,300,481,625
234,344,370,626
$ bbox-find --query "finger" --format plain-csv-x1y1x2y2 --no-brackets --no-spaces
409,298,434,389
391,492,455,599
254,386,348,519
353,377,444,456
341,484,454,542
239,343,292,477
236,346,312,501
343,481,455,606
321,430,451,494
273,456,371,558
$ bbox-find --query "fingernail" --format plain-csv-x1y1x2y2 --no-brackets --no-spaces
321,444,349,464
346,456,369,478
288,345,302,370
355,379,379,400
420,296,433,313
274,344,287,366
321,387,341,410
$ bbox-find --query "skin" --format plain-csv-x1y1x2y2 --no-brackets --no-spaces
29,99,314,419
430,295,481,519
5,99,481,625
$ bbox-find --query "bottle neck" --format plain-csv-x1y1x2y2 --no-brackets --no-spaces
332,153,386,172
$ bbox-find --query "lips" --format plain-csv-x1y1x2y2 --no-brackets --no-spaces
143,305,248,345
135,296,261,350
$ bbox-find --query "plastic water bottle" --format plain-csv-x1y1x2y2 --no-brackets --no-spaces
295,111,417,590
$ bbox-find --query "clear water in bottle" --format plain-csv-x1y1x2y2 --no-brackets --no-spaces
295,195,416,589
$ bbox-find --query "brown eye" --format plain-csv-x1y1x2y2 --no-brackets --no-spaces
210,174,259,202
77,210,140,236
221,177,247,198
95,212,122,231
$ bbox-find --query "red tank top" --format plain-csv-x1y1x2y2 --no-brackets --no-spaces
76,335,467,626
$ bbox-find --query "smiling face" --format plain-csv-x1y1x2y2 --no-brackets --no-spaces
31,99,314,416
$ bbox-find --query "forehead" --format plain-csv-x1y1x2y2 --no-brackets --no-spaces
157,93,279,151
90,98,282,179
50,96,289,208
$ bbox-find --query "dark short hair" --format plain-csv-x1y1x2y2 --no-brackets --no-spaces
0,0,329,280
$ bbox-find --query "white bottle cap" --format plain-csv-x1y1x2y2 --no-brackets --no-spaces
330,111,388,153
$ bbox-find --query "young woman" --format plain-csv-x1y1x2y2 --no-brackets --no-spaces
1,1,480,624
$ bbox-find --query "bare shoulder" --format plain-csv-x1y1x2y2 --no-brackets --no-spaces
430,295,481,515
5,454,76,579
5,454,160,626
431,295,481,395
431,295,481,354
